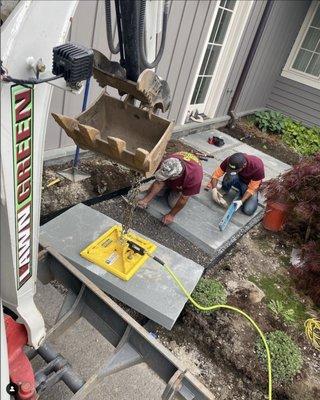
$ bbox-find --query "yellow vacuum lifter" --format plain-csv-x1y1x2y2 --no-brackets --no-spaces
80,225,156,281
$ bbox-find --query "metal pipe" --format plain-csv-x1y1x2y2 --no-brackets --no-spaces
37,342,85,393
73,77,91,169
227,0,274,126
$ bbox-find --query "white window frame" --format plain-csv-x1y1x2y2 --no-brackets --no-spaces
188,1,239,114
281,0,320,90
181,0,253,123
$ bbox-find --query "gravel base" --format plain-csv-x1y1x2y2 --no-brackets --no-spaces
92,197,213,268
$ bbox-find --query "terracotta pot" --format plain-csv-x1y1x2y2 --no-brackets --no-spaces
263,202,288,232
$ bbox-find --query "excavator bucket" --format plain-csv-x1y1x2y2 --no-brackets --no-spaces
52,52,173,176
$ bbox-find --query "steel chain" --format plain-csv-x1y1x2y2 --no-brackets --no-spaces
121,170,143,236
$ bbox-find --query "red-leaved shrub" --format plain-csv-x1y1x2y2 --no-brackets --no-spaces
263,153,320,305
263,153,320,241
292,241,320,305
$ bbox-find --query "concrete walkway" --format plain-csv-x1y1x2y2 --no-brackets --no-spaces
144,130,290,258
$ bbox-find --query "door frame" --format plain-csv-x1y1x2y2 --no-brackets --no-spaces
182,0,254,122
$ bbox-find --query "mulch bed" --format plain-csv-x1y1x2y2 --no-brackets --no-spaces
220,119,301,165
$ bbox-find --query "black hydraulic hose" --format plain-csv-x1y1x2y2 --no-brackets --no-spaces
139,0,170,69
115,0,125,68
3,74,63,85
105,0,120,54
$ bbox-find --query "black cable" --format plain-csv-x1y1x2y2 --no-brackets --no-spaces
139,0,169,69
3,74,63,85
105,0,120,54
114,0,125,68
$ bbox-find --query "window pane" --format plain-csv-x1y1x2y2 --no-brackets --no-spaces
215,10,232,45
311,5,320,28
302,27,320,51
191,77,202,104
196,77,211,104
306,53,320,76
204,45,221,75
292,49,313,71
199,45,212,74
316,40,320,52
209,9,222,43
225,0,236,10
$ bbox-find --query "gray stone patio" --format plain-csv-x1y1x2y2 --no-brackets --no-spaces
144,129,290,257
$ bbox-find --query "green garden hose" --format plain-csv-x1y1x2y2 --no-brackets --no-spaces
149,254,273,400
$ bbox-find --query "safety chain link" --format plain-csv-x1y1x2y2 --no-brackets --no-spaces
121,170,143,236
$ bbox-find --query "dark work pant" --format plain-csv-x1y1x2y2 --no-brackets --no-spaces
222,174,258,216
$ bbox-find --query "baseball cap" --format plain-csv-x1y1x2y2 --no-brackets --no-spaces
154,157,183,181
227,153,246,170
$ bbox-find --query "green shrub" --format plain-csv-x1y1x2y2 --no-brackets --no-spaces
282,121,320,156
253,110,320,155
256,330,302,382
192,278,227,311
254,111,286,134
267,300,295,324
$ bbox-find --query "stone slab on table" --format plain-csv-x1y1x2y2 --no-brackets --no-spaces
40,203,204,330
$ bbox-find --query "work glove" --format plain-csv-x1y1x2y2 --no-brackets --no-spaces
211,188,228,208
232,199,242,211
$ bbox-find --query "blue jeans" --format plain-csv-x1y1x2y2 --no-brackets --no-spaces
222,174,258,216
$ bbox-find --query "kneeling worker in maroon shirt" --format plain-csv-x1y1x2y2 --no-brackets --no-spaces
206,152,265,215
138,152,203,225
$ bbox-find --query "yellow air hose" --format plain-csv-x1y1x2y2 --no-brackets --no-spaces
304,318,320,351
149,254,273,400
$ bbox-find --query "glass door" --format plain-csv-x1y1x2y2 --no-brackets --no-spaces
189,0,236,114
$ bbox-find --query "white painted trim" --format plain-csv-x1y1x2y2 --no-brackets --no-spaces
205,0,254,117
145,0,159,64
185,2,221,115
281,0,320,90
181,0,254,123
282,69,320,89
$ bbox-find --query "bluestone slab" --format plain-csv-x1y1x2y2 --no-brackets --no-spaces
181,130,240,154
39,204,203,330
194,184,264,227
146,196,240,256
229,144,290,172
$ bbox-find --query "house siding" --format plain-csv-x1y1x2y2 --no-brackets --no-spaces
231,0,318,127
214,0,267,117
266,76,320,128
157,1,219,125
